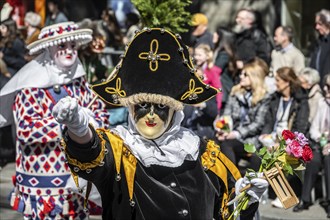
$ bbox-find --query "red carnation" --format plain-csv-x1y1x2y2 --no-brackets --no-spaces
282,130,295,140
302,145,313,162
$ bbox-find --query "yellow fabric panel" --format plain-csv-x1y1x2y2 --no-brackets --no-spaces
105,130,123,176
122,146,137,201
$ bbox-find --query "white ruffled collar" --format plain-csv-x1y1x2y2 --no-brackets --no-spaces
112,111,200,168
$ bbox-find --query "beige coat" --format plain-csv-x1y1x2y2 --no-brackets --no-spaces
271,44,305,75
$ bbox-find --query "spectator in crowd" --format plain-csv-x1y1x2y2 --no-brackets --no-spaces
0,58,10,88
101,8,124,64
0,22,109,219
259,67,309,208
123,12,140,44
233,8,270,69
190,13,214,49
45,0,68,26
0,18,26,76
261,67,309,140
51,27,267,220
101,8,124,50
298,67,323,124
24,11,41,45
213,26,238,112
216,58,271,172
293,74,330,217
194,44,222,112
78,18,108,84
271,26,305,75
0,58,15,169
310,9,330,88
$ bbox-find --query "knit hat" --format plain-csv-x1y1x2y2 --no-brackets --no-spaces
92,27,219,110
24,11,41,27
191,13,208,26
27,21,92,55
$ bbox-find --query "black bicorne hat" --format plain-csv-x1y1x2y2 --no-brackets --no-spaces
92,27,219,110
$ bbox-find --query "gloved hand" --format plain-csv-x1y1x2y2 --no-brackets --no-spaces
52,96,91,137
235,173,269,205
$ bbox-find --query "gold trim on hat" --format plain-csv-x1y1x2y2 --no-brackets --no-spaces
138,39,170,72
105,78,126,96
181,79,204,101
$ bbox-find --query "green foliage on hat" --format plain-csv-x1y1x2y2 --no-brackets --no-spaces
131,0,192,33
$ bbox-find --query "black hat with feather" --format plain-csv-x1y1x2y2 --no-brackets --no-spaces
91,27,219,110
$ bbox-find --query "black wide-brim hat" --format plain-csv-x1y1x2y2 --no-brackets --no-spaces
92,27,219,110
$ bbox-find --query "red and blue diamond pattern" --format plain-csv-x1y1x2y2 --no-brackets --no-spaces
12,77,109,219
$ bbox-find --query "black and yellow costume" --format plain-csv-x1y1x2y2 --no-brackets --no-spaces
62,127,258,220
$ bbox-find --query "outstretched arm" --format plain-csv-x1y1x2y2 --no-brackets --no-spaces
52,96,94,143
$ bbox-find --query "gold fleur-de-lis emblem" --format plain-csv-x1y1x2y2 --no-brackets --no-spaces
138,39,170,72
181,79,204,101
105,78,126,103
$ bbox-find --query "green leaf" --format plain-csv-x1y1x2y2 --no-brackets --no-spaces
131,0,192,33
258,147,267,156
283,164,293,175
263,152,271,160
244,143,256,153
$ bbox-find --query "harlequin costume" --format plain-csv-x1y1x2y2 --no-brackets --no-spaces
59,28,260,219
0,22,109,219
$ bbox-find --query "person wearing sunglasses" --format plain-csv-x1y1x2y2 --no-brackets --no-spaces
215,57,271,172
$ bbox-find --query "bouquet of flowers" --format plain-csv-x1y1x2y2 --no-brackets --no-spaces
213,115,232,133
228,130,313,219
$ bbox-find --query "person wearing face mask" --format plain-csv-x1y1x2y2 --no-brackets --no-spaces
52,28,268,220
0,22,109,219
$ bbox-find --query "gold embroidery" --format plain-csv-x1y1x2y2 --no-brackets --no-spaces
105,78,126,103
181,79,204,101
138,39,170,71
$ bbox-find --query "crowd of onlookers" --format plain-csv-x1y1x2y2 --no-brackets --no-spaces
1,0,330,218
184,8,330,217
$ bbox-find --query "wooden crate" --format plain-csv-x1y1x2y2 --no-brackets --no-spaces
263,162,299,209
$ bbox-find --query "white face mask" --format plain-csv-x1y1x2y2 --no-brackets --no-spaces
49,41,78,70
131,103,174,140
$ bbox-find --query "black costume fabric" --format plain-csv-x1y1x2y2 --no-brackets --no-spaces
63,127,258,220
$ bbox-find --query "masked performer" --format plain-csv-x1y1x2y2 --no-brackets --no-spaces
52,28,267,220
0,22,109,219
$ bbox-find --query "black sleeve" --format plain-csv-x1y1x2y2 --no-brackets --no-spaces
62,126,115,186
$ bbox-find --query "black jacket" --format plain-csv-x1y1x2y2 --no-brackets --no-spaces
1,38,26,75
261,89,310,135
182,97,218,140
235,27,270,64
310,34,330,87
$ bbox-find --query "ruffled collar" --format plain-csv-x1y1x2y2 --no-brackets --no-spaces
112,111,200,168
